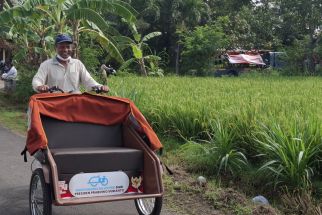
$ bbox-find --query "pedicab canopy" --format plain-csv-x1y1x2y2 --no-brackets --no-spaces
25,93,163,156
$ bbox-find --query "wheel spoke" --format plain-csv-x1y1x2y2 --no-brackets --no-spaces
34,203,43,215
34,197,44,205
149,198,155,210
30,174,45,215
137,198,156,214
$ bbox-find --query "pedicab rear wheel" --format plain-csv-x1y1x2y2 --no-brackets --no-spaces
29,168,52,215
135,197,163,215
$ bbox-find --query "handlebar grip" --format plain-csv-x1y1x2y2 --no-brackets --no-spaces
48,86,64,93
92,86,103,94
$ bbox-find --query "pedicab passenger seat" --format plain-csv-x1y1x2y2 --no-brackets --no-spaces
41,116,143,181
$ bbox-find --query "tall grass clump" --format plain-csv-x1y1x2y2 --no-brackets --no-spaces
178,141,214,173
209,120,248,175
254,120,322,190
178,120,247,176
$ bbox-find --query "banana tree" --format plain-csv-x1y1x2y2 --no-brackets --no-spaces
118,31,162,76
0,5,56,63
0,0,137,62
23,0,137,61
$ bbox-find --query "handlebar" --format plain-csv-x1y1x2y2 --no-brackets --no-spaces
48,86,64,93
101,64,116,76
92,86,103,94
43,86,105,94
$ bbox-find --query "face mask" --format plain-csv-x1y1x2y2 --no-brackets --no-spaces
56,54,71,62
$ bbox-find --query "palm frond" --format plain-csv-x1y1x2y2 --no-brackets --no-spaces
67,8,110,31
118,58,137,71
72,0,137,23
142,32,162,42
82,19,120,36
143,55,161,61
114,35,135,46
82,29,124,63
22,0,50,9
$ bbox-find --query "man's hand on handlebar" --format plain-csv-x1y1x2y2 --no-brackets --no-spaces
101,86,109,92
36,85,64,93
36,85,50,93
37,85,108,94
92,85,109,94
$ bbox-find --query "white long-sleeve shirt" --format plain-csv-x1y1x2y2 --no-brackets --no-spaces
1,66,17,80
32,57,101,93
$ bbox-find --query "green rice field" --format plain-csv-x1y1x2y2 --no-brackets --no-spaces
110,76,322,139
109,76,322,191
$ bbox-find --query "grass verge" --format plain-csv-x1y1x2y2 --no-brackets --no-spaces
0,92,27,135
161,138,281,215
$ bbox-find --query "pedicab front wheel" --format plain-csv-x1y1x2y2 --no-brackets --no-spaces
29,168,52,215
135,197,163,215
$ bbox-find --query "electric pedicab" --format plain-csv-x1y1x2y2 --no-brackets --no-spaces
21,87,164,215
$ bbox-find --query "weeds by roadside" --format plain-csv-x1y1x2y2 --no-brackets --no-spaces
0,92,27,135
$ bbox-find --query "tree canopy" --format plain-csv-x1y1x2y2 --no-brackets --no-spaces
1,0,322,76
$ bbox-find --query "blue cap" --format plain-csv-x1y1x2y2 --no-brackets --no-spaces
55,34,73,44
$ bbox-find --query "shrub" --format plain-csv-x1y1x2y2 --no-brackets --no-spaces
79,46,103,75
180,25,229,75
11,66,37,103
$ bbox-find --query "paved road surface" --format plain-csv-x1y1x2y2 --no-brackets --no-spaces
0,125,172,215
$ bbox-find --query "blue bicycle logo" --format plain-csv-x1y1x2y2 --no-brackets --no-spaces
88,176,108,187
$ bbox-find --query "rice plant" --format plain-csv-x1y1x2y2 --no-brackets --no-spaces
109,79,143,104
